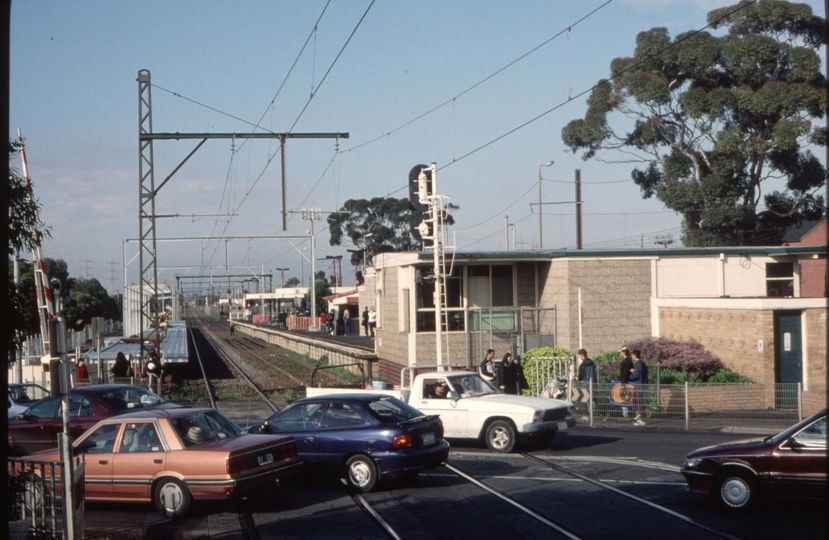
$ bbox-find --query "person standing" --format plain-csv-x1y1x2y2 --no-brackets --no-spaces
499,353,513,393
512,354,530,396
629,349,648,426
576,349,597,385
342,310,351,336
229,320,235,336
619,346,633,419
479,349,497,386
362,307,369,336
144,349,162,392
75,358,89,383
367,306,377,337
110,351,131,380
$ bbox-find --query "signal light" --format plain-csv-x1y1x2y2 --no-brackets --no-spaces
392,434,413,448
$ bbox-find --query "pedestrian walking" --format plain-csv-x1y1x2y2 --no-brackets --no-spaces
629,349,648,425
229,321,235,336
619,346,633,419
576,349,597,385
362,307,369,336
499,353,513,393
144,349,162,392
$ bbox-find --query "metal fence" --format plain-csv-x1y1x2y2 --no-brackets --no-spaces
522,357,825,431
8,456,85,540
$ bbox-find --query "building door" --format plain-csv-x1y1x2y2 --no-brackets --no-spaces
776,311,802,409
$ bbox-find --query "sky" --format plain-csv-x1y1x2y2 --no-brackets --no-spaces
9,0,827,295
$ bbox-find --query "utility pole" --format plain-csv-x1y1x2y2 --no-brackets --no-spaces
537,161,554,248
575,169,583,250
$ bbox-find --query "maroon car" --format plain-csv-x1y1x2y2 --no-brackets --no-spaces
681,409,826,511
7,384,180,456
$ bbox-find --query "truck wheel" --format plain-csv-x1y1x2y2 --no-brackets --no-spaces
714,470,758,512
485,421,516,453
155,477,191,518
345,454,377,492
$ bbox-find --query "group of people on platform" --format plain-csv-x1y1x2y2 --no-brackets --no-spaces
478,349,530,395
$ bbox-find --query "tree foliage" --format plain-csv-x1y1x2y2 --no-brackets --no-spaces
561,0,827,246
8,140,50,255
327,197,456,262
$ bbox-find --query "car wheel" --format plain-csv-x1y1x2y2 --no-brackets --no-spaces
345,454,377,492
155,477,192,518
714,470,758,511
485,420,516,453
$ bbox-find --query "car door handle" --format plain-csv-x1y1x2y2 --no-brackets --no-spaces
98,460,108,465
154,459,163,464
304,437,315,443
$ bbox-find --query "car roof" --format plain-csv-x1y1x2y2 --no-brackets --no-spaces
295,393,396,403
100,407,214,422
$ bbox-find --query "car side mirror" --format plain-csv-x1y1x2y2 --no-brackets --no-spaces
16,412,29,421
447,390,459,400
260,422,275,434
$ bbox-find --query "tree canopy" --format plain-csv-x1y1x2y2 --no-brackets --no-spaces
327,196,456,263
8,140,49,255
561,0,826,246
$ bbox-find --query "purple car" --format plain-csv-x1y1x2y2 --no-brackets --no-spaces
681,409,826,511
247,394,449,492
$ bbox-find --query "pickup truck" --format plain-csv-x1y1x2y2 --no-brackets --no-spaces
307,370,575,453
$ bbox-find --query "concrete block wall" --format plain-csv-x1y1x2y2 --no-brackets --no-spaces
804,308,827,388
659,307,774,384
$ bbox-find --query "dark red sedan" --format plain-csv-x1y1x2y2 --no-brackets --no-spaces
7,384,180,456
681,409,826,511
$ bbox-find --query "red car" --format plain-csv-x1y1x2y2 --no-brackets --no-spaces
7,384,180,456
24,408,303,517
681,409,826,511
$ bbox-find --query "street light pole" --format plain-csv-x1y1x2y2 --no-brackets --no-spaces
275,268,289,288
538,161,553,249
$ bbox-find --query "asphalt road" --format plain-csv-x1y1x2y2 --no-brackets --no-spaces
80,424,826,540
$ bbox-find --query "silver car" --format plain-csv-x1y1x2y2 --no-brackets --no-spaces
8,383,49,419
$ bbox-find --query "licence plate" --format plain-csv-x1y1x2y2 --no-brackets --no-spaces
421,432,436,446
257,452,274,466
557,422,568,430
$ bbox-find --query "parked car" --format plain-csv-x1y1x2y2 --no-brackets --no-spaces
681,409,826,511
25,408,303,517
7,384,180,456
8,383,49,419
247,394,449,492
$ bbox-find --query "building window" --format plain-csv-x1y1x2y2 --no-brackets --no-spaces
766,262,794,297
415,265,463,332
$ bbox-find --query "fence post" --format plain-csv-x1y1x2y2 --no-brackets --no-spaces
684,381,689,431
797,382,802,421
588,378,593,427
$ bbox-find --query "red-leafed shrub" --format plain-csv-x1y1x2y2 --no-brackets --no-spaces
623,337,724,381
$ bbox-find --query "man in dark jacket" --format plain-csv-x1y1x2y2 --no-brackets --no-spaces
629,349,648,425
576,349,597,385
619,346,633,419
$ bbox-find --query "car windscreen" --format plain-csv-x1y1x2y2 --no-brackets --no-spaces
365,396,423,423
99,387,168,410
170,410,244,447
446,375,497,396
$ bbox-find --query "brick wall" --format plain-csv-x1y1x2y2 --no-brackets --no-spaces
539,259,652,355
804,309,827,388
659,307,774,383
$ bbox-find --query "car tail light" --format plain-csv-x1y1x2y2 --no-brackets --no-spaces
227,454,247,475
438,424,444,440
392,434,413,449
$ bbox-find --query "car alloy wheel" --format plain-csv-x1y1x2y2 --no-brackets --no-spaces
345,454,377,492
155,477,192,518
485,420,516,453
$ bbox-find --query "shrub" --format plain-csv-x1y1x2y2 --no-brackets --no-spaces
660,369,703,385
521,346,572,359
707,369,754,384
623,337,723,381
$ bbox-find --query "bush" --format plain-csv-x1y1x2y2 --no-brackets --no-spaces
521,346,572,360
623,337,723,381
707,369,754,384
660,369,703,385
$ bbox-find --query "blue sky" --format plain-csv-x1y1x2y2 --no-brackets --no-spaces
10,0,826,292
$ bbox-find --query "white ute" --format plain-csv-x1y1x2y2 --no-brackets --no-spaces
307,368,575,453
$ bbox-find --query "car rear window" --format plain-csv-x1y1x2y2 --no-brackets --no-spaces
170,410,244,447
365,397,423,423
99,388,167,410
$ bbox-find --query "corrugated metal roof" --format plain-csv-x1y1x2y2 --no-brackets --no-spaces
95,321,189,363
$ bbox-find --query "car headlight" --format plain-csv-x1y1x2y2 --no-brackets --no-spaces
684,457,703,469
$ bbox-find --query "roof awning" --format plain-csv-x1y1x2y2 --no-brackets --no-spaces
324,289,359,306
